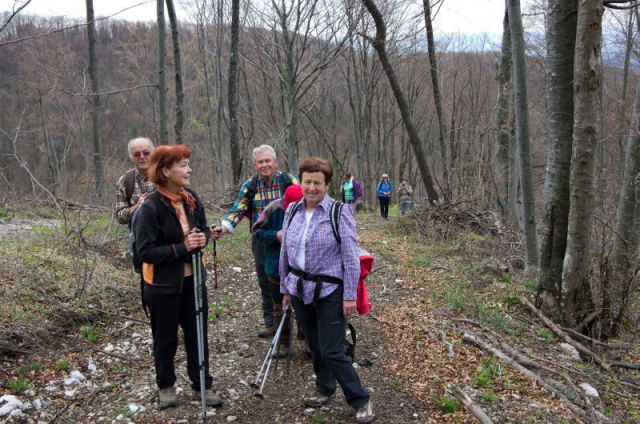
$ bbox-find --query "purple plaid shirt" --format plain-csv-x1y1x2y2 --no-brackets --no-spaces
279,194,360,304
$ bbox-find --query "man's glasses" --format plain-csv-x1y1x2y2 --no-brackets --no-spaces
133,151,151,158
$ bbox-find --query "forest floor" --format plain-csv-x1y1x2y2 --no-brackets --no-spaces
0,203,639,424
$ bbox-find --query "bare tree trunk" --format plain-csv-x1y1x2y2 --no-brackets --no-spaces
228,0,242,185
165,0,184,144
495,10,513,221
617,10,635,174
507,0,539,269
214,0,227,188
609,82,640,332
86,0,105,200
361,0,440,205
423,0,449,194
157,0,167,144
537,0,578,315
562,0,603,327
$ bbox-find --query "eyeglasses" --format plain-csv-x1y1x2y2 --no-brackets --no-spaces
133,151,151,158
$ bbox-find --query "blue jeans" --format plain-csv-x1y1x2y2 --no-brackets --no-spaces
400,201,412,215
292,287,369,409
252,238,274,327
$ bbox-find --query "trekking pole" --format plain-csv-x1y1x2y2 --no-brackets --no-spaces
192,248,207,421
285,306,294,376
212,240,221,342
251,308,289,398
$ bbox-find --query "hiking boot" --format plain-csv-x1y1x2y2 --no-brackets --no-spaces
355,400,374,423
303,392,335,408
257,326,275,338
296,323,305,340
158,387,177,409
193,388,224,407
271,344,289,359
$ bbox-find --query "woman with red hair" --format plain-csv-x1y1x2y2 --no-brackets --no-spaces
135,145,223,409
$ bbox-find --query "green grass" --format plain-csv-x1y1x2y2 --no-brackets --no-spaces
30,362,43,373
0,208,9,218
113,407,131,419
445,289,469,314
114,363,129,375
81,324,100,343
473,357,501,387
438,395,459,413
524,279,537,293
9,378,29,393
391,377,403,389
311,412,326,423
481,389,500,403
411,255,432,267
497,273,513,284
537,328,554,341
55,359,70,371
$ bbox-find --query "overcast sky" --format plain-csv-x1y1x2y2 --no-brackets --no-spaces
1,0,519,35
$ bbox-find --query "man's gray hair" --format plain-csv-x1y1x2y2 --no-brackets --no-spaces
127,137,155,157
252,144,277,161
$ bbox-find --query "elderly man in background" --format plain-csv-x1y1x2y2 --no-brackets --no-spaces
114,137,157,314
212,144,298,337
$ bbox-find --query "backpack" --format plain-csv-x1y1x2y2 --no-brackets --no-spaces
245,172,294,225
287,200,364,361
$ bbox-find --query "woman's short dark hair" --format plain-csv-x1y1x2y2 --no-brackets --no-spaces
299,157,333,184
148,145,191,186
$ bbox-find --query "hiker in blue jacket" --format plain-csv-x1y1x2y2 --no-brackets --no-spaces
376,173,392,219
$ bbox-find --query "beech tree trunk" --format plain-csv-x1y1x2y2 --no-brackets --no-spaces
157,0,167,144
423,0,449,194
165,0,184,144
86,0,105,200
537,0,578,315
506,0,539,269
495,10,516,225
228,0,242,185
561,0,603,326
361,0,440,205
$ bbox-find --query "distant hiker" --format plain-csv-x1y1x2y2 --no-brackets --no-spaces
376,174,392,219
280,157,374,424
251,184,304,358
340,173,364,212
211,144,299,338
397,178,413,215
134,145,223,409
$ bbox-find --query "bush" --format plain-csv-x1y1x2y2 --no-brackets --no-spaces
438,395,459,413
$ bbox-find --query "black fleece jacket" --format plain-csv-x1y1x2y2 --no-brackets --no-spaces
135,188,210,289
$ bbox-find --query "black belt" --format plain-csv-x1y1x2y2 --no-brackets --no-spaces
289,267,343,306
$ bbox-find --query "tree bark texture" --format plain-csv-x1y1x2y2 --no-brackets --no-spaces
507,0,539,268
361,0,440,205
537,0,578,315
165,0,184,144
86,0,105,200
228,0,242,185
561,0,603,326
157,0,167,144
423,0,449,194
495,10,515,223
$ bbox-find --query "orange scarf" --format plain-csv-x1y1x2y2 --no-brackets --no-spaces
157,186,196,219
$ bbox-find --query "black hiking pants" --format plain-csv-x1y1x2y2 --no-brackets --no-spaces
144,276,213,390
252,238,274,328
378,196,390,218
292,286,369,409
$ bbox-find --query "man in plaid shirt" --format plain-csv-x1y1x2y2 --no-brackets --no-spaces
114,137,156,226
213,144,298,337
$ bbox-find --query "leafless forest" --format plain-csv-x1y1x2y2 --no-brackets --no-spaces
1,0,640,422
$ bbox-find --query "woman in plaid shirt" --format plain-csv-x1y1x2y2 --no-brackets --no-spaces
280,157,374,423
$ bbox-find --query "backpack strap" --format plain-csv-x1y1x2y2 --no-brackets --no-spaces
124,169,137,204
287,200,303,227
330,201,343,244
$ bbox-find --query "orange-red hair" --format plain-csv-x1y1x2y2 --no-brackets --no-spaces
148,145,191,186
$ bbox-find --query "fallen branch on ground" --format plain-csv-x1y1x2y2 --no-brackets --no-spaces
451,386,493,424
521,297,610,371
462,331,609,423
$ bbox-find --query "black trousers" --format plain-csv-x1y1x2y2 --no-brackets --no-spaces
378,196,390,218
144,276,213,390
292,287,369,409
252,238,275,327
